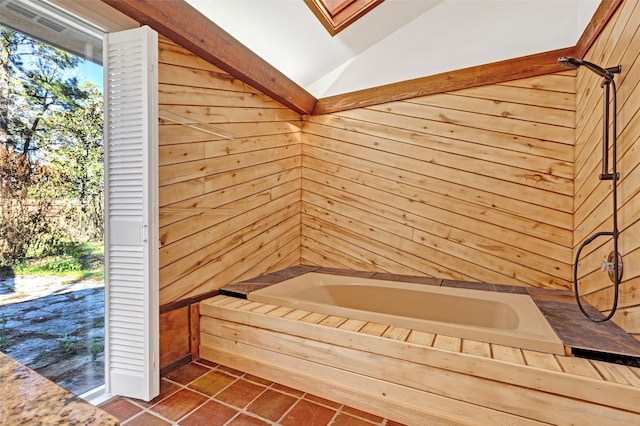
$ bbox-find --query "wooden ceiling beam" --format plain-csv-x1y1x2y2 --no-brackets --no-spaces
100,0,317,115
99,0,621,117
574,0,623,58
313,47,577,115
313,0,621,115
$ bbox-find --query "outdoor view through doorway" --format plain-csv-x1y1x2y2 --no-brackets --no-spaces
0,22,105,396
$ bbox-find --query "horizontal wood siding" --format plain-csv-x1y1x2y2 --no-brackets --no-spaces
302,74,575,289
200,296,640,425
158,37,302,305
574,0,640,340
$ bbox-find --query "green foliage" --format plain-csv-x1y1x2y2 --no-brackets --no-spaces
0,145,56,268
33,255,82,274
2,27,87,155
87,337,104,361
58,333,80,354
0,316,13,349
58,334,103,359
14,241,104,279
0,26,104,268
48,82,104,240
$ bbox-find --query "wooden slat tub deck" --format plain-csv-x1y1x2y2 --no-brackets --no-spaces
199,295,640,425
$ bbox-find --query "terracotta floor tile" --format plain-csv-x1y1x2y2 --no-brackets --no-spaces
100,398,143,422
178,400,237,426
280,399,337,426
165,362,211,385
385,420,408,426
227,413,270,425
215,378,266,408
195,358,218,368
136,379,182,408
151,388,208,421
342,405,384,423
123,412,172,426
243,373,273,386
304,393,342,409
216,364,245,376
246,389,297,421
331,413,377,426
188,370,236,397
272,382,305,397
156,360,401,425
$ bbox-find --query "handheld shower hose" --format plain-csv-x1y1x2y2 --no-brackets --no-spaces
558,57,622,322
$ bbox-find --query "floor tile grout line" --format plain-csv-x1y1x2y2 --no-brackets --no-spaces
171,371,246,424
341,407,387,425
216,372,270,410
120,404,177,426
137,377,188,410
219,387,291,426
206,365,382,424
328,405,346,426
223,409,279,426
143,381,199,426
117,384,392,426
112,360,402,425
325,404,343,426
328,405,381,426
167,371,279,426
273,392,304,425
130,374,211,424
165,363,216,389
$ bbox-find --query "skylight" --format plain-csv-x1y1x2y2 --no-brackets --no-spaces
304,0,383,36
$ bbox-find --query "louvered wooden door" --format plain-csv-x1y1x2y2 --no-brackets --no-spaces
103,25,159,401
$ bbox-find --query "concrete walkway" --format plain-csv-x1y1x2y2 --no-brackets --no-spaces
0,275,104,395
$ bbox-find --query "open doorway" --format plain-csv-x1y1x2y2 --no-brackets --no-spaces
0,2,104,396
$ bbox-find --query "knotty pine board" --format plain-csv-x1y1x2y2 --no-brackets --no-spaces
158,37,302,305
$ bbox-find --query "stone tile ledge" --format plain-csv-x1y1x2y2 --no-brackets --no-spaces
0,352,118,425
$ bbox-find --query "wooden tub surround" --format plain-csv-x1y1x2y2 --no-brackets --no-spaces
199,267,640,425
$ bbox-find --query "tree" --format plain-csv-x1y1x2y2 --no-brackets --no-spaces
48,82,104,240
1,26,87,157
0,145,54,268
0,26,103,268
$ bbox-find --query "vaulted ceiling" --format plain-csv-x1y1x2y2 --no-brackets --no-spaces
2,0,614,115
184,0,600,97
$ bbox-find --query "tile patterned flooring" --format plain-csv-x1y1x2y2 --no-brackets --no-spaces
100,359,405,426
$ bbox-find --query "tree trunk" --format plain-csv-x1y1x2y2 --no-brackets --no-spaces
0,29,10,146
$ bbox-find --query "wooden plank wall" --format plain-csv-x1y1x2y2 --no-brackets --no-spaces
302,75,576,289
157,36,303,306
574,0,640,340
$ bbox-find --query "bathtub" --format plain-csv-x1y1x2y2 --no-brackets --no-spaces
247,272,565,355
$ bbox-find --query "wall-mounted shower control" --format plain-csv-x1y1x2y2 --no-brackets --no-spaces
605,251,623,284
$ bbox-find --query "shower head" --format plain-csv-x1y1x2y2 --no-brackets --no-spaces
557,56,621,80
557,56,582,69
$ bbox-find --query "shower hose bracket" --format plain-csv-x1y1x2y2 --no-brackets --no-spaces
599,172,620,181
